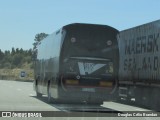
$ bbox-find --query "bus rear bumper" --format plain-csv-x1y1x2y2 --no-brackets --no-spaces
58,87,113,104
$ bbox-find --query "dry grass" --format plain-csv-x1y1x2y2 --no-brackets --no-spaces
0,68,34,81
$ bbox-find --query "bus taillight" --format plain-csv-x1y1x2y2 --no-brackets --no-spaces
99,81,113,87
65,79,79,85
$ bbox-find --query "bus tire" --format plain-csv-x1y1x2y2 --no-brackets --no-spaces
47,82,54,103
35,80,42,98
36,91,42,98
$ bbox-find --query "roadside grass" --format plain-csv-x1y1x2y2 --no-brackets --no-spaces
0,68,34,81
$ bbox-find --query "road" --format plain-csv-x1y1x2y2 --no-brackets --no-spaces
0,80,158,120
0,80,59,111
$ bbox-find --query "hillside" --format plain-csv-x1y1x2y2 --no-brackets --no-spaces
0,48,34,81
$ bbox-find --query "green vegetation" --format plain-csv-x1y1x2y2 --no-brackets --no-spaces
0,33,48,80
33,33,48,50
0,48,34,80
0,48,33,69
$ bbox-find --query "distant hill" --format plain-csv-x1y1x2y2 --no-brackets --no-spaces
0,48,34,81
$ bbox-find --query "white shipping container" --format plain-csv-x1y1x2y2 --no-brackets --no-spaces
118,20,160,82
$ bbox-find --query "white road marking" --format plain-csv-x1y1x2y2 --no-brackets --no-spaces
29,94,34,96
103,102,151,111
135,108,147,111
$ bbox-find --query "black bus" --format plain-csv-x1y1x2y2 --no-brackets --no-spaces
33,23,119,105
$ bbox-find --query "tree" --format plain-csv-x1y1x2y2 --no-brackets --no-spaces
33,33,48,50
19,48,24,54
0,49,4,60
28,49,32,56
0,48,34,69
34,33,48,42
11,47,16,55
4,50,10,56
12,54,23,67
16,48,19,53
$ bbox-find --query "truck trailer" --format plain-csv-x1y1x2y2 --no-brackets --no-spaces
117,20,160,110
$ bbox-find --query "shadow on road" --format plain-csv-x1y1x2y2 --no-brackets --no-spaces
31,95,121,113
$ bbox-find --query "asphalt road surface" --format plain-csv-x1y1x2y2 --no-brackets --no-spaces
0,79,158,120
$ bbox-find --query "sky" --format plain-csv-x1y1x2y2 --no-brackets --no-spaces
0,0,160,52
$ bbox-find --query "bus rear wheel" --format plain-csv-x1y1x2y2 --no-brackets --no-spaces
47,83,54,103
36,91,42,97
35,81,42,97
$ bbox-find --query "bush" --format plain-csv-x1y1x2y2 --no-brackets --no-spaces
3,62,11,69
